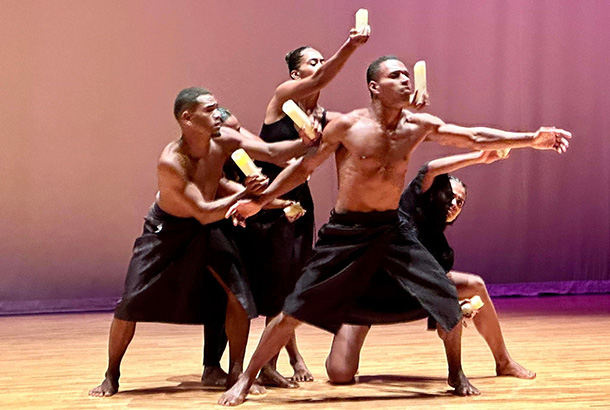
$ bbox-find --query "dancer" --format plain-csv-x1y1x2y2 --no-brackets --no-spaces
220,55,569,406
200,106,309,387
325,150,535,389
89,87,309,397
400,150,535,378
235,22,370,387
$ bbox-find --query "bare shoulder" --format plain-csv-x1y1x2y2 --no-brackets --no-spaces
214,126,243,151
332,108,371,129
158,141,188,178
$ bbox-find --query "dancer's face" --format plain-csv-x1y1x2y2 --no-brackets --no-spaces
292,48,325,79
189,94,222,136
446,179,466,223
371,59,412,105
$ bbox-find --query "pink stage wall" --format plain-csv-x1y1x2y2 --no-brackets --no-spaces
1,0,609,314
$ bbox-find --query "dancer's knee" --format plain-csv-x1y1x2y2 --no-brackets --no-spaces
326,360,357,384
470,274,487,294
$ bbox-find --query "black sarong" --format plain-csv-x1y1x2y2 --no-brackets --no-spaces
114,204,257,324
233,183,314,317
282,210,462,334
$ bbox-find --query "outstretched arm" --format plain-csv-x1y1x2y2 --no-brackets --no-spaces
266,26,370,120
221,126,310,167
418,114,571,153
421,150,508,192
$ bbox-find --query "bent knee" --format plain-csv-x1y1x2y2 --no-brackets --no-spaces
469,274,487,294
326,364,357,384
276,313,301,330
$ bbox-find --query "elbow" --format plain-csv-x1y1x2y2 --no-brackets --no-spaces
468,131,489,149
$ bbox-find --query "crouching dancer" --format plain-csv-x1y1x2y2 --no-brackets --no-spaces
89,87,310,397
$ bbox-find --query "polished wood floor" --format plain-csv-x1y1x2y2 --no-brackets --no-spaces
1,295,609,409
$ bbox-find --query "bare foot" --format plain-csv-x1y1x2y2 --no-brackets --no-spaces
218,374,253,406
201,366,228,387
249,383,267,395
291,363,314,382
88,375,119,397
448,370,480,396
257,365,299,388
496,360,536,379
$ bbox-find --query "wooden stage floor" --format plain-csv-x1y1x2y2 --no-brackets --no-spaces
1,294,609,409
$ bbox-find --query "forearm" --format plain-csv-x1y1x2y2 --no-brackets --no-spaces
426,151,487,177
265,140,309,165
194,190,246,224
263,198,294,210
217,178,244,196
244,139,308,166
309,40,358,89
258,161,311,207
469,127,535,149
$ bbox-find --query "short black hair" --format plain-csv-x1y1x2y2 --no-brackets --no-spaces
426,174,467,227
217,106,232,122
366,55,400,84
173,87,211,119
285,46,311,74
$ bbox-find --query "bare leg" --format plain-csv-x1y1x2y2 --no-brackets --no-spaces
88,318,136,397
201,320,229,387
437,322,480,396
285,330,313,382
325,324,370,384
218,313,301,406
206,267,254,391
257,315,299,388
448,271,535,379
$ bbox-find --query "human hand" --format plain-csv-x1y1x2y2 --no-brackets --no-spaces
243,174,268,197
225,199,263,227
480,149,510,164
283,201,307,223
348,24,371,46
409,89,430,109
532,127,572,153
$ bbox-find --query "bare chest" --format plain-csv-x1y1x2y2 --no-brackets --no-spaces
342,123,423,169
189,144,229,199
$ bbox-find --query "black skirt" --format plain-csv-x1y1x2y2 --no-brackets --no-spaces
114,204,257,324
282,210,462,334
234,182,314,317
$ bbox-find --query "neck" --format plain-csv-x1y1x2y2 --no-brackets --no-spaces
370,99,405,130
179,130,210,159
297,93,320,114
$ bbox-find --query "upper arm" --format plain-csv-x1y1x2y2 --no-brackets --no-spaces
157,161,205,218
425,120,479,149
299,115,345,172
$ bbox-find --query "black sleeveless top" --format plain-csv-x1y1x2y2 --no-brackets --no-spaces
255,110,327,200
399,164,455,272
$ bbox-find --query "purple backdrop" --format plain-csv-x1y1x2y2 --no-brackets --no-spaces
1,0,609,315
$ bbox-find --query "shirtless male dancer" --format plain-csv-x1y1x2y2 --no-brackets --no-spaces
220,56,570,406
237,23,370,388
325,150,537,388
89,87,310,397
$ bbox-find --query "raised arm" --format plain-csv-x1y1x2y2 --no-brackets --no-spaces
266,27,370,118
421,150,507,192
417,114,571,153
